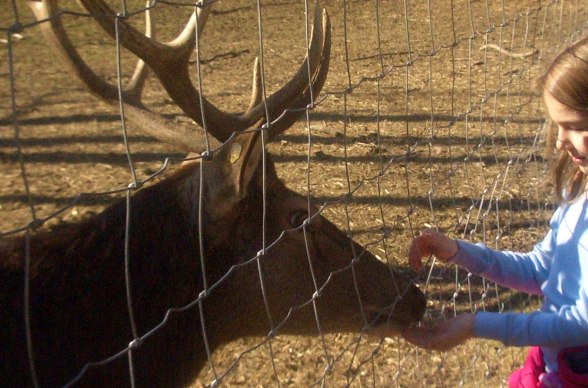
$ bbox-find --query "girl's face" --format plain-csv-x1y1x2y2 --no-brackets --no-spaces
544,90,588,175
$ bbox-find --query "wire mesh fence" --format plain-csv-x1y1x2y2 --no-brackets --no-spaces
2,0,587,386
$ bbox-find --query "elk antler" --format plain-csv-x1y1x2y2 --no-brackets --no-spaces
29,0,215,152
29,0,331,152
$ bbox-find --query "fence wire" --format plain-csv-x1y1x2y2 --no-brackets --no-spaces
2,0,588,387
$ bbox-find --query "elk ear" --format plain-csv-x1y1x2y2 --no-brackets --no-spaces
203,125,264,220
225,128,264,197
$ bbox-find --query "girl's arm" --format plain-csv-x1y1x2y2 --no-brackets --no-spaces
450,205,562,294
407,225,555,294
451,236,553,295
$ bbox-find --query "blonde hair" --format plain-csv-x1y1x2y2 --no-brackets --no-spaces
536,37,588,203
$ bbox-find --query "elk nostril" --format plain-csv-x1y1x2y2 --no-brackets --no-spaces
411,286,427,320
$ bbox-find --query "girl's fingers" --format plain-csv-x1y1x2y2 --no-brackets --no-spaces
402,326,451,351
401,326,440,350
407,230,435,270
402,314,474,352
408,229,459,271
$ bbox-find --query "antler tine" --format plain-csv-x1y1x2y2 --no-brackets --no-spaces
210,2,331,142
73,0,229,135
29,0,217,152
263,8,331,142
74,0,329,143
245,57,263,114
241,7,330,141
235,3,330,142
125,1,152,95
30,0,143,104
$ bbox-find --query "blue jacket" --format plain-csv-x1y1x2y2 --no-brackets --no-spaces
452,195,588,373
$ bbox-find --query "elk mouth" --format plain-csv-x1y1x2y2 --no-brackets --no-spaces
362,286,427,335
362,305,421,336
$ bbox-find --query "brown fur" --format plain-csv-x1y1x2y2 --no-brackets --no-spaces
0,132,425,387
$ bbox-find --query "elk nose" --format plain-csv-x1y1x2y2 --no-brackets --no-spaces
390,283,426,329
407,284,427,323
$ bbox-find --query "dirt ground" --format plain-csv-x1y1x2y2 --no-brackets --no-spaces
2,0,586,386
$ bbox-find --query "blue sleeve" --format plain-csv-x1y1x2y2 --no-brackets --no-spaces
450,207,563,293
473,307,588,348
450,234,554,295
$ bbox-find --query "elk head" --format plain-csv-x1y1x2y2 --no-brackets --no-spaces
192,127,426,342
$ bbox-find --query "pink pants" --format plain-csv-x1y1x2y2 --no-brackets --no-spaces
508,347,550,388
508,346,588,388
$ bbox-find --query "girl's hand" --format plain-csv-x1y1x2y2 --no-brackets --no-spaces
408,229,459,271
401,314,475,351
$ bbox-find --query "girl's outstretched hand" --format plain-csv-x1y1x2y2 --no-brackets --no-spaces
401,313,475,351
408,229,459,271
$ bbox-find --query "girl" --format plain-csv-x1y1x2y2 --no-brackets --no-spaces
399,38,588,387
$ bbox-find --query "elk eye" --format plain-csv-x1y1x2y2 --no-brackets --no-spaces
288,210,308,229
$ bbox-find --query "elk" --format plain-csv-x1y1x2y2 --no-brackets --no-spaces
1,1,426,387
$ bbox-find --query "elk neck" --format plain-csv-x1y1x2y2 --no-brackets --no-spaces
0,162,231,386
